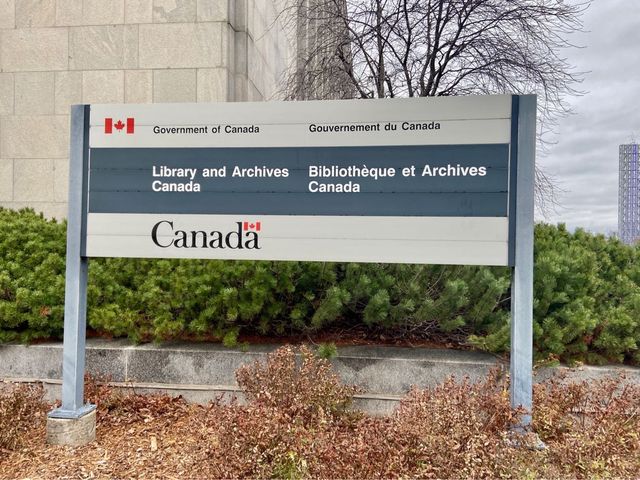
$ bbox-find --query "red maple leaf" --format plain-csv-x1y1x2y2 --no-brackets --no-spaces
114,120,125,130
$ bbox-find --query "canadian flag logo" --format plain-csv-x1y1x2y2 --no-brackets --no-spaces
105,118,135,134
243,221,261,232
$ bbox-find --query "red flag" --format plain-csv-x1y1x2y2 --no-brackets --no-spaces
243,222,261,231
104,117,134,134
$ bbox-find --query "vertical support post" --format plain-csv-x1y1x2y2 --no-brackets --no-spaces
510,95,537,426
48,105,95,420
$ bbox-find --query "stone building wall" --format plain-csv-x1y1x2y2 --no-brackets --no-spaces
0,0,295,218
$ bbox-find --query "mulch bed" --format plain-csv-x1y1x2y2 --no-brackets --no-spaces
1,346,639,479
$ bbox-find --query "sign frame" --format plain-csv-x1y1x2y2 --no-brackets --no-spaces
48,96,536,428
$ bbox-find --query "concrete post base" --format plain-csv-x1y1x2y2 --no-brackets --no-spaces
46,409,96,446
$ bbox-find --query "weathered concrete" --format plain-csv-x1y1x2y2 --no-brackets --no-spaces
1,115,69,159
14,72,55,115
125,0,152,24
125,70,153,103
82,70,125,104
54,71,82,115
0,0,15,28
16,0,56,28
69,25,138,71
138,23,224,69
153,69,197,103
0,159,14,201
0,73,14,116
82,0,125,25
2,339,639,415
153,0,197,23
0,28,68,72
46,409,96,446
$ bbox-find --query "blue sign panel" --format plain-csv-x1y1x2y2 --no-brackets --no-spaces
88,144,510,216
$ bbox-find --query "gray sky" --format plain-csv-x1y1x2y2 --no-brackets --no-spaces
538,0,640,234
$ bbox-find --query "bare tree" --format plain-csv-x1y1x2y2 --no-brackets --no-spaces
281,0,589,212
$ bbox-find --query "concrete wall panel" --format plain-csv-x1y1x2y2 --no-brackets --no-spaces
0,0,15,29
125,0,153,24
197,68,228,102
54,71,83,115
13,158,55,202
124,25,140,68
0,73,14,115
1,115,68,159
82,70,125,104
82,0,125,25
152,69,197,102
0,159,13,202
16,0,56,28
125,70,153,103
1,28,68,72
153,0,197,23
197,0,229,22
139,23,223,69
70,25,133,70
14,72,55,115
53,158,70,202
55,0,83,26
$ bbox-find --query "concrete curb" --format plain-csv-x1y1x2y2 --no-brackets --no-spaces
1,339,639,414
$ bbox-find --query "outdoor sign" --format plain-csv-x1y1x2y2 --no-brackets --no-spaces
50,95,537,430
88,97,515,265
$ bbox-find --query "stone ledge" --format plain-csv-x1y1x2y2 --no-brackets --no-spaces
1,339,639,415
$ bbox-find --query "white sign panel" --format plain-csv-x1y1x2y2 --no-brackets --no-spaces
85,96,516,266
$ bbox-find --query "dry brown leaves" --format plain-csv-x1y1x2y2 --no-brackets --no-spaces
0,346,638,479
0,383,47,452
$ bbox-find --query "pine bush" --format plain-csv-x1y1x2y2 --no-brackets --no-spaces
0,208,638,365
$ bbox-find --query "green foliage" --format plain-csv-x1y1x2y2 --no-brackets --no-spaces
316,342,338,359
309,263,511,336
472,223,640,364
272,451,309,480
537,224,640,364
0,208,66,342
0,208,639,365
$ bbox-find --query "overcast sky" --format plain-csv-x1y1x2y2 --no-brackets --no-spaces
538,0,640,234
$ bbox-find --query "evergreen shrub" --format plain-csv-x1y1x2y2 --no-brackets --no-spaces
0,208,638,364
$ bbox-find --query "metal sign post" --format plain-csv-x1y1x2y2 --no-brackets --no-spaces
511,96,537,426
47,105,96,445
47,95,537,444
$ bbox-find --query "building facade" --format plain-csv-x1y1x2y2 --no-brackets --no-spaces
0,0,300,218
619,143,640,244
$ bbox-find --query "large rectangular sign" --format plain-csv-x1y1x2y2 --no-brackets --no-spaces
52,96,537,430
85,96,517,265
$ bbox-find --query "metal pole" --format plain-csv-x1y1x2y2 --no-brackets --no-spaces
49,105,95,419
510,95,536,426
